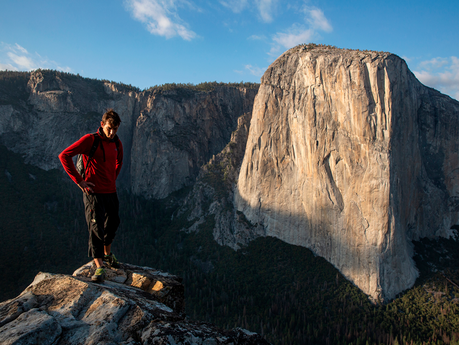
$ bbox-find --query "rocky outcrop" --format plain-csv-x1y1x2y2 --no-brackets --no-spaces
0,262,269,344
234,44,459,301
178,111,266,249
0,70,258,199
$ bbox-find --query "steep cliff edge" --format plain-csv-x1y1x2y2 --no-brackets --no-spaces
0,70,258,199
234,44,459,301
131,86,257,199
0,263,269,344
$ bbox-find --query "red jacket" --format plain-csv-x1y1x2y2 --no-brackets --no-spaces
59,128,123,194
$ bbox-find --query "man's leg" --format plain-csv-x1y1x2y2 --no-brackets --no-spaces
104,244,111,256
102,193,120,268
83,193,106,281
94,258,104,268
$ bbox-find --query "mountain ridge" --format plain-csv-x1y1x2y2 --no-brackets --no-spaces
0,69,258,199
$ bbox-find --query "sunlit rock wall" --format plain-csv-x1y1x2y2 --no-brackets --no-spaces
235,45,459,301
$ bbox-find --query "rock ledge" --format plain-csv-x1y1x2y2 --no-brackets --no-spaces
0,262,269,345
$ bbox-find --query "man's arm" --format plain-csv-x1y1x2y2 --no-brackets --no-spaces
115,140,124,179
59,134,94,189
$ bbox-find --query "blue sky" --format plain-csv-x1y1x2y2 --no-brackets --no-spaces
1,0,458,100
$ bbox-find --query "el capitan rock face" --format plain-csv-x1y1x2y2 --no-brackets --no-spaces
235,45,459,301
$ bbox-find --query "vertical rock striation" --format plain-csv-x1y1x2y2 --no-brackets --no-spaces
235,45,459,301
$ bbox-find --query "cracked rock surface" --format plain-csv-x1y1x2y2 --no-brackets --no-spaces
0,263,269,344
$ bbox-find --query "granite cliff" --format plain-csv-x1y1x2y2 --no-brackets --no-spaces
234,44,459,301
0,263,269,344
0,71,258,199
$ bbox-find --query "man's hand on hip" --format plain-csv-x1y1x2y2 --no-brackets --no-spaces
78,180,95,194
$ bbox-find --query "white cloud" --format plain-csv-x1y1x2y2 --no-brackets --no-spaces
305,7,332,32
401,56,412,63
125,0,196,40
413,56,459,100
418,57,449,70
7,52,36,70
0,42,71,72
219,0,276,23
255,0,277,23
272,25,314,50
14,43,28,54
0,62,17,71
248,34,266,41
219,0,248,13
269,6,332,57
245,64,266,77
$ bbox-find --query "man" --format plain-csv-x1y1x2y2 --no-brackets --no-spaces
59,109,123,283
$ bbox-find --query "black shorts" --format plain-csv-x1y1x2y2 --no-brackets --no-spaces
83,192,120,258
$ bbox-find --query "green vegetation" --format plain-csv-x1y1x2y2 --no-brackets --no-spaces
201,150,237,199
0,144,459,345
297,43,339,50
293,43,390,55
0,69,140,95
0,71,30,105
0,145,88,296
0,70,260,107
32,68,141,93
145,81,260,93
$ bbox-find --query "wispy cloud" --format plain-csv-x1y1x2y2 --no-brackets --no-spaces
269,6,332,57
14,43,28,54
0,62,16,70
220,0,276,23
255,0,278,23
272,25,314,50
0,42,71,72
418,57,449,70
125,0,197,40
245,64,266,77
248,34,267,41
219,0,248,13
7,52,36,70
305,7,332,32
413,56,459,100
401,56,412,63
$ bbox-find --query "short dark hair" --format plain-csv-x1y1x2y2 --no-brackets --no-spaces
102,109,121,127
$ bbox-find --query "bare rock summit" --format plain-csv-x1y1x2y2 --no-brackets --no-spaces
0,262,269,344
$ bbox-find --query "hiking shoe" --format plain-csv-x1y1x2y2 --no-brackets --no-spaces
104,252,120,268
91,268,106,283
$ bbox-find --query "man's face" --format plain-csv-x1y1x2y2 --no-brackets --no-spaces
101,121,119,140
